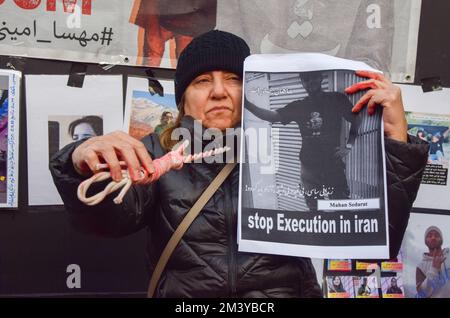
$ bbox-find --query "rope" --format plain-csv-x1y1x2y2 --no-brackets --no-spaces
77,140,231,206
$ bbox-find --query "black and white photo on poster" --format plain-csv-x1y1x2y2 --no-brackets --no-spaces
0,70,20,208
399,85,450,211
401,212,450,298
48,115,104,160
238,53,389,259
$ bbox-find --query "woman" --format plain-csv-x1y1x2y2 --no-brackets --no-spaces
328,276,346,293
68,116,103,142
50,30,428,298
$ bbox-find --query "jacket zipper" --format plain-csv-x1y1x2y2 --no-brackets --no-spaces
224,173,237,297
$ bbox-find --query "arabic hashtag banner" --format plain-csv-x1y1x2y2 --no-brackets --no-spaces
0,0,421,82
0,0,136,65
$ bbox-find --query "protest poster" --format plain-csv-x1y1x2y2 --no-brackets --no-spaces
238,53,389,259
0,69,20,208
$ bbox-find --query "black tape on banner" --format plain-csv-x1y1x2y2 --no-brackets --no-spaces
145,69,164,96
67,63,88,88
420,77,443,93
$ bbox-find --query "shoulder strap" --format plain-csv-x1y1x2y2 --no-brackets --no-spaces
147,162,238,298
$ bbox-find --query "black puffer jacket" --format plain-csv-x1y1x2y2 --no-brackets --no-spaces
49,116,428,298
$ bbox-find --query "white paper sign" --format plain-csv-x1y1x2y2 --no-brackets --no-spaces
239,53,389,259
123,77,177,140
26,75,123,206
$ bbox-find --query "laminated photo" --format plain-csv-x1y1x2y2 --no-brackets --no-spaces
124,77,177,140
353,275,379,298
0,69,20,208
381,275,405,298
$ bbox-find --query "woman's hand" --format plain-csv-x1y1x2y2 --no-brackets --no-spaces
71,131,155,182
345,70,408,143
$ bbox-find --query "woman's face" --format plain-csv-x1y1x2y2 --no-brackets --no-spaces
333,277,341,286
183,70,242,131
72,122,96,141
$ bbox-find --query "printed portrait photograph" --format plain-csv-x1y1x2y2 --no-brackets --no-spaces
381,276,404,298
48,115,103,160
353,276,379,298
406,112,450,169
401,212,450,298
129,89,178,140
0,76,9,203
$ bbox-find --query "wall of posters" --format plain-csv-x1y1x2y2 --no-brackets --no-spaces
0,69,20,208
0,0,447,299
323,254,404,298
26,75,123,206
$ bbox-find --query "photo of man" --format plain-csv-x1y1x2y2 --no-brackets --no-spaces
154,111,174,135
247,72,359,211
244,70,382,212
416,225,450,298
354,276,379,298
386,277,403,294
401,213,450,298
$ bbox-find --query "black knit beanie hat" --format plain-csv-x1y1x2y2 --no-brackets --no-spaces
174,30,251,106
